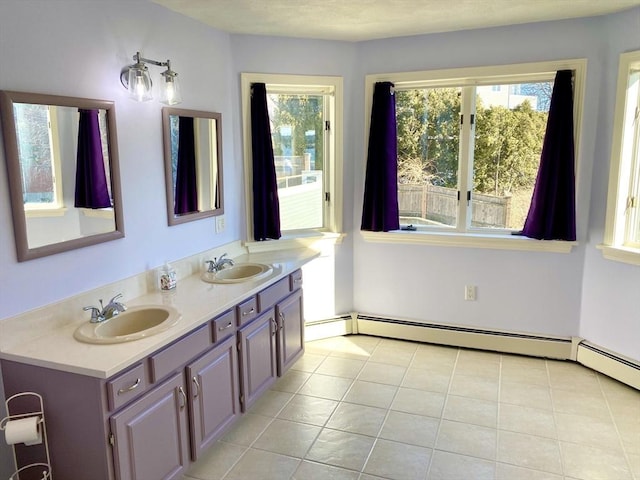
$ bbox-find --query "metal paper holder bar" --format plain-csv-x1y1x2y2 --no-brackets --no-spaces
0,392,52,480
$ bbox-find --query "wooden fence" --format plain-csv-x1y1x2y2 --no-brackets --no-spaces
399,184,512,228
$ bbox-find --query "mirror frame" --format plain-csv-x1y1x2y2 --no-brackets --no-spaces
162,107,224,226
0,90,124,261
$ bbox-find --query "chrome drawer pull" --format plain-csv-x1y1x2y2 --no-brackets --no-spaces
117,378,141,395
178,386,187,410
192,376,201,398
218,321,233,331
242,308,255,316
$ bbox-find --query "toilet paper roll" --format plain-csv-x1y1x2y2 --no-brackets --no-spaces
3,417,42,446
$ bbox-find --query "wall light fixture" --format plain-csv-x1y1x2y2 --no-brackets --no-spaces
120,51,181,105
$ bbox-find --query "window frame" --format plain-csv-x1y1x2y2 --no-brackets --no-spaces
241,73,344,252
601,49,640,266
362,59,587,253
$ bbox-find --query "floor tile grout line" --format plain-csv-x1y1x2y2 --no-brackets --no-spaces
595,371,637,480
359,340,420,477
424,346,461,480
546,357,568,478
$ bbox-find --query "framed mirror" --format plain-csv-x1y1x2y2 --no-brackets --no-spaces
162,107,224,226
0,90,124,262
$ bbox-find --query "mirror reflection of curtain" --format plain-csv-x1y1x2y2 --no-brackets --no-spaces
74,109,111,209
174,116,198,215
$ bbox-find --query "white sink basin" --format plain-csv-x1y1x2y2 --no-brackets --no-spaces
201,263,272,284
74,305,181,344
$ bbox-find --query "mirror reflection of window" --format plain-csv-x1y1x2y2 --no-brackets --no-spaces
14,103,62,210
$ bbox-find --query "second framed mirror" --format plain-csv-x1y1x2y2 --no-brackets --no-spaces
162,108,224,226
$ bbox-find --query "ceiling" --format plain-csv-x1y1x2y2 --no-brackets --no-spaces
150,0,640,42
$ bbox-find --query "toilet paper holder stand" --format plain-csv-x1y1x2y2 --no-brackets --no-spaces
0,392,52,480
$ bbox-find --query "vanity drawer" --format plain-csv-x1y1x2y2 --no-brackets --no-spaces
212,309,236,343
236,296,258,327
149,324,211,383
290,269,303,290
107,363,148,411
258,276,290,312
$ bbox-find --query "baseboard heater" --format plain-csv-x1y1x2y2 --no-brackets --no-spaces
305,315,354,342
577,341,640,390
355,315,574,359
303,314,638,389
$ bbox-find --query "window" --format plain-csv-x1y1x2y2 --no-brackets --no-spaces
602,50,640,265
364,60,586,252
241,74,343,248
397,81,552,232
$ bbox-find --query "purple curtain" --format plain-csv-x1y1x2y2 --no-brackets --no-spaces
361,82,400,232
74,109,111,208
521,70,576,240
251,83,281,241
174,116,198,215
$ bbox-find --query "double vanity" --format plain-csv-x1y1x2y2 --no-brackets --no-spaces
0,249,315,480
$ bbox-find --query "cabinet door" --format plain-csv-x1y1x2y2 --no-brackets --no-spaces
238,309,277,411
276,289,304,375
187,336,240,459
110,372,190,480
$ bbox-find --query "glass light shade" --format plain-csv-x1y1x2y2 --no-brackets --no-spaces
127,65,153,102
160,70,181,106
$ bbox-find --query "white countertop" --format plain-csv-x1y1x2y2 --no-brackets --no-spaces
0,249,317,379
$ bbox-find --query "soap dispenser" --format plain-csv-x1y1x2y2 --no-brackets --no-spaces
158,262,177,291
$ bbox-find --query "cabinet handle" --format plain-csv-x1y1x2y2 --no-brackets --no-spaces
192,376,200,398
279,312,285,331
178,386,187,410
271,318,277,336
218,321,233,331
117,378,141,395
242,308,255,316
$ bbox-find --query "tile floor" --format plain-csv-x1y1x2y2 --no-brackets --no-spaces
182,335,640,480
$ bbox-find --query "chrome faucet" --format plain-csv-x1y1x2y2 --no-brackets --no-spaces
83,294,127,323
205,253,234,273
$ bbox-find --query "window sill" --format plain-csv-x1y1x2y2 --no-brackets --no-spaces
25,207,67,218
597,244,640,266
245,231,346,253
81,208,114,219
360,230,577,253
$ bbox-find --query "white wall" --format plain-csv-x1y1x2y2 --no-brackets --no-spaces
579,9,640,361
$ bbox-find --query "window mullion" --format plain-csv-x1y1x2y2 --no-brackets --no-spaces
457,86,476,231
323,93,332,230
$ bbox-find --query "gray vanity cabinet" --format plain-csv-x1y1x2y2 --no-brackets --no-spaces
275,288,304,375
186,335,239,459
110,372,190,480
238,269,304,411
237,308,278,411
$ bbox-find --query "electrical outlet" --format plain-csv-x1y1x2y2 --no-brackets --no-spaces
465,285,477,301
215,215,225,233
